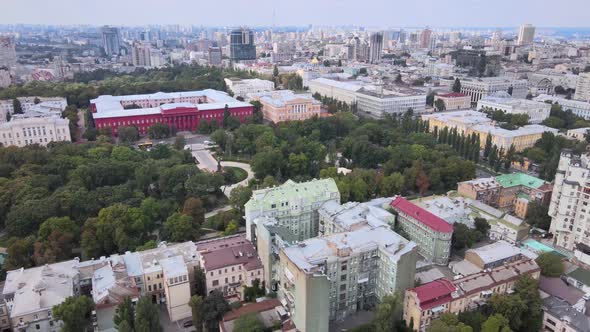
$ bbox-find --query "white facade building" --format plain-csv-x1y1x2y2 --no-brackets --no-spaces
0,116,71,147
548,151,590,250
308,78,364,105
224,78,275,98
535,94,590,119
565,127,590,141
477,92,551,123
356,88,427,118
460,77,528,103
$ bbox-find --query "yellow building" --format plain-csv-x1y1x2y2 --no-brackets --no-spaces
422,110,558,152
404,259,540,331
249,90,321,123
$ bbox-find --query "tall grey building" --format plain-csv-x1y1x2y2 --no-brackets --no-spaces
369,32,383,64
208,47,222,66
517,24,535,45
230,28,256,62
101,26,122,56
0,36,17,69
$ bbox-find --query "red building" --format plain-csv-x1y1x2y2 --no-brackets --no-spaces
90,90,253,135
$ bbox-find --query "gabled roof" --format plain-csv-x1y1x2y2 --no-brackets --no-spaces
410,278,456,310
390,196,453,233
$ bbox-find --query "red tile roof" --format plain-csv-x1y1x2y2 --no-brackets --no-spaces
438,92,466,98
410,278,456,310
390,197,453,233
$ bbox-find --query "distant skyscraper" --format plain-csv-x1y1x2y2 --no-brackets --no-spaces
492,29,503,43
101,26,121,56
420,28,432,49
369,32,383,63
517,24,535,45
208,47,222,66
131,41,151,67
0,36,17,69
230,28,256,62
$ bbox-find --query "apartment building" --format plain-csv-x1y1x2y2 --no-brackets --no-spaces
458,172,551,219
574,72,590,102
278,200,417,332
356,87,427,118
435,93,471,110
477,92,551,124
459,77,528,104
390,196,453,265
89,256,140,331
3,259,81,332
422,110,558,151
457,177,500,205
542,296,590,332
548,150,590,251
249,90,321,123
495,173,553,218
196,234,264,298
136,242,199,322
245,178,340,242
404,259,541,331
1,239,257,331
412,193,530,244
224,78,274,98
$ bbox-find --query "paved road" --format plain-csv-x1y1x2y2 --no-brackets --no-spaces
220,161,254,197
204,205,233,219
186,143,219,172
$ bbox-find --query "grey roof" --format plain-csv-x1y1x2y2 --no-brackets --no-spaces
465,241,524,264
543,296,590,332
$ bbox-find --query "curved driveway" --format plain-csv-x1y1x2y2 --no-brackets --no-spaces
220,161,254,197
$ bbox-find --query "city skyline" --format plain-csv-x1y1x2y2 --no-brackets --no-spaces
3,0,590,28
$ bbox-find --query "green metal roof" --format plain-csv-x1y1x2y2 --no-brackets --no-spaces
495,173,545,189
567,267,590,286
245,178,339,210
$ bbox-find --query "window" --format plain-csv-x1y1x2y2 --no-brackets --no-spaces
210,272,213,276
36,324,40,330
341,275,347,281
159,283,162,289
212,280,219,286
225,277,228,283
148,285,152,291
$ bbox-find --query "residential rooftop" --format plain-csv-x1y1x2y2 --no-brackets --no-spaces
465,241,525,265
390,196,454,233
495,172,546,189
196,234,263,272
283,220,415,273
245,179,339,212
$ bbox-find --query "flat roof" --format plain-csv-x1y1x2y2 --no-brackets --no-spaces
283,220,415,272
495,172,545,189
197,234,263,271
467,241,523,264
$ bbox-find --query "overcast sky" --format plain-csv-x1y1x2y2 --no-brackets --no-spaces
2,0,589,28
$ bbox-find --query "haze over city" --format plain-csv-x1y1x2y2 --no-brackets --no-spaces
3,0,590,27
1,2,590,332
